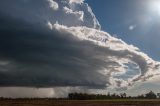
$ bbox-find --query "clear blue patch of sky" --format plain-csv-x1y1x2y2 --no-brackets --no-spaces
113,62,140,80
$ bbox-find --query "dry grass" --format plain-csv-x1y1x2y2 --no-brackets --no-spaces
1,99,160,106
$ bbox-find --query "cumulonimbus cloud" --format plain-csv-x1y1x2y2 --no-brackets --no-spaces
0,0,159,90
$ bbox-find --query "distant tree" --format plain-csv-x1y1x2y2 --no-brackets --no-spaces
145,91,157,99
120,93,127,98
137,94,145,99
157,93,160,98
106,92,111,99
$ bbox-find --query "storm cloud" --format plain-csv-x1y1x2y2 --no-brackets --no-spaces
0,0,160,91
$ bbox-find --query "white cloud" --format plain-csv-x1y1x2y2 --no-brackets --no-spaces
69,0,84,4
129,25,136,31
47,0,59,10
63,6,84,21
47,21,53,29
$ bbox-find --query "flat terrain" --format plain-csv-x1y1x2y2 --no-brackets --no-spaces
1,99,160,106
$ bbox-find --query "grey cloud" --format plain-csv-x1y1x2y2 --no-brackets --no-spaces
0,14,107,88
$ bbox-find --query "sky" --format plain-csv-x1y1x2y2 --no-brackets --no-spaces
87,0,160,61
0,0,160,98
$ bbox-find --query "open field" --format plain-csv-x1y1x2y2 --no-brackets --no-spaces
1,99,160,106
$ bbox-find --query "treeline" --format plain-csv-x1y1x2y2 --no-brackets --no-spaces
0,91,158,100
68,91,158,100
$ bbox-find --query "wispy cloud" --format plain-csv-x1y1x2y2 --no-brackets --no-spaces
129,25,137,31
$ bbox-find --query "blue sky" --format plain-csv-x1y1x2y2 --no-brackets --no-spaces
87,0,160,61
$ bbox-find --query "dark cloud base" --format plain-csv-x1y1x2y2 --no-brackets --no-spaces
0,14,108,88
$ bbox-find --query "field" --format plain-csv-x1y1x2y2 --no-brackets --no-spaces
1,99,160,106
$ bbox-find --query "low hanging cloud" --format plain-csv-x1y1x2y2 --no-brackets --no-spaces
0,87,90,98
0,0,160,94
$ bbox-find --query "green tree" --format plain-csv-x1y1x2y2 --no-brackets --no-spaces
145,91,157,99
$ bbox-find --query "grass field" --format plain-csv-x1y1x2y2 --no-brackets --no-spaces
1,99,160,106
